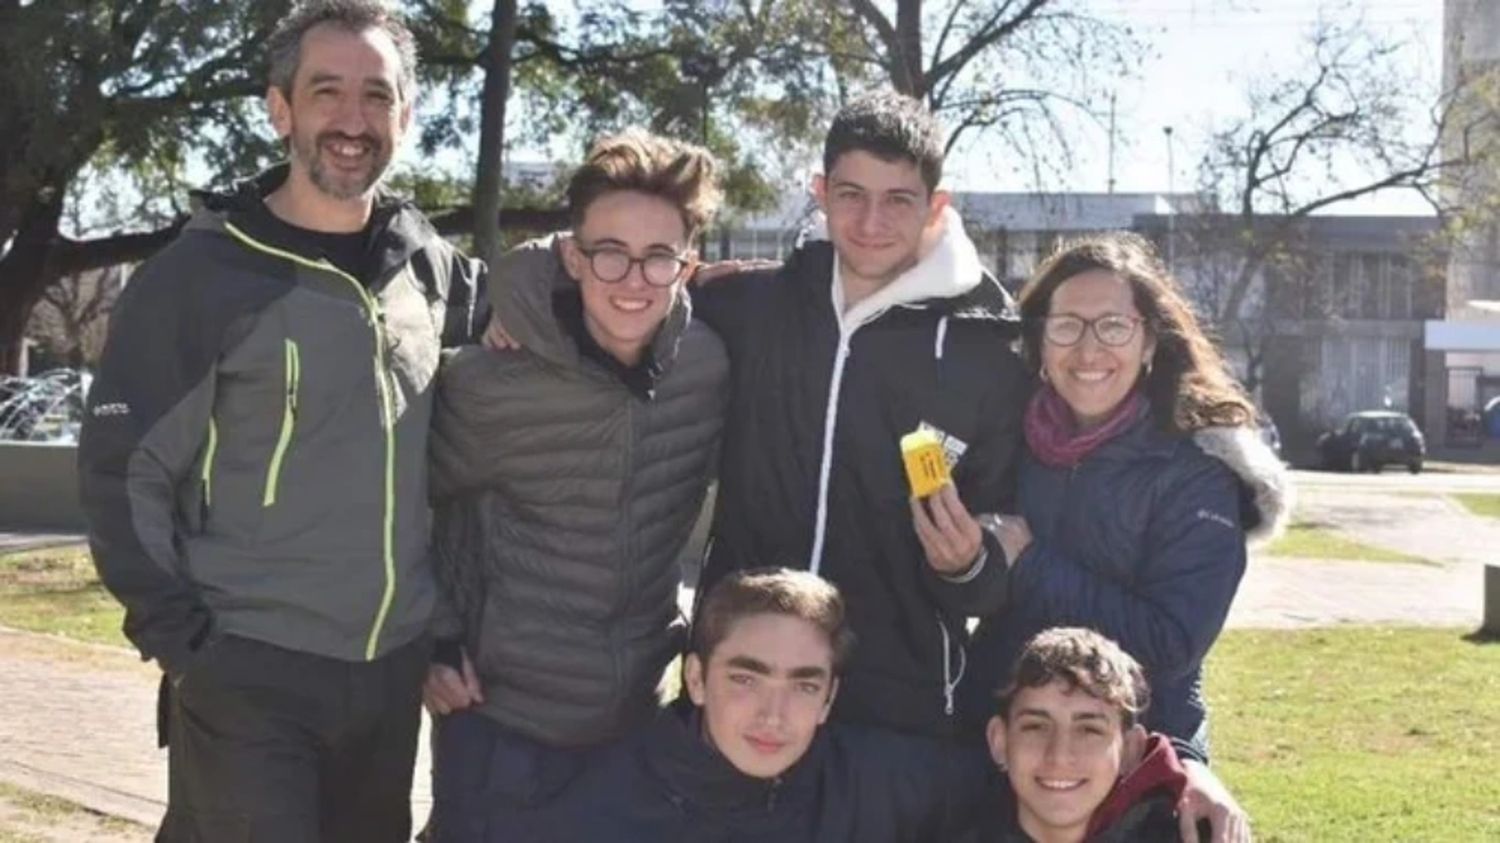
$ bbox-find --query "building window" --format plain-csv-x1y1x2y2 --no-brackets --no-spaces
1332,254,1356,318
1361,254,1382,319
1386,256,1412,319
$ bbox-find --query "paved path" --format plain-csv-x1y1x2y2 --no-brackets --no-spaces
1,479,1496,837
1227,555,1485,628
0,530,84,554
0,628,433,834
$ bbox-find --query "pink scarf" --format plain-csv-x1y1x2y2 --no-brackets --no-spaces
1024,385,1148,468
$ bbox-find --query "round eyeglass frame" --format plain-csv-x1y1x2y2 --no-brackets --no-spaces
576,244,692,288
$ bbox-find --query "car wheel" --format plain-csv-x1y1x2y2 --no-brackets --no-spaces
1408,460,1422,475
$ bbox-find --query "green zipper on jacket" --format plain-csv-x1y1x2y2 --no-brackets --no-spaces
201,417,218,508
222,222,399,661
262,338,301,507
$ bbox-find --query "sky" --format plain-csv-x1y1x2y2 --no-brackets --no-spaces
77,0,1449,236
496,0,1447,215
941,0,1445,213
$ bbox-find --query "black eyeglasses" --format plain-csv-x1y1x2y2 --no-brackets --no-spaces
1041,313,1145,347
575,244,692,287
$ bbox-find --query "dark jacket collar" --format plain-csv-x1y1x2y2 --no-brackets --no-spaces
552,289,663,401
192,163,436,285
642,703,826,815
1074,409,1185,464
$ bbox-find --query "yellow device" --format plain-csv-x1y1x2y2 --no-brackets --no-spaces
901,429,950,499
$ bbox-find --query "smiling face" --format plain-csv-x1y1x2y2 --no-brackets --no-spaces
560,189,690,366
815,150,947,291
267,22,411,203
987,681,1145,843
1041,269,1155,429
684,612,838,780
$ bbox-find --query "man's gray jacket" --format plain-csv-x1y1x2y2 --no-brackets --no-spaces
78,167,486,675
428,236,728,748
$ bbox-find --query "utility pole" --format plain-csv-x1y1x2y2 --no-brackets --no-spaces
1164,125,1176,272
1107,92,1117,194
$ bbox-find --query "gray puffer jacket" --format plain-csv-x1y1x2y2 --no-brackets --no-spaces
429,236,729,747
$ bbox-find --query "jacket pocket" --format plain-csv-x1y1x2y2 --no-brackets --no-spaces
262,338,301,507
185,416,218,534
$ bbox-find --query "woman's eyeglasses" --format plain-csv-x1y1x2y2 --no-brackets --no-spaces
1040,313,1144,347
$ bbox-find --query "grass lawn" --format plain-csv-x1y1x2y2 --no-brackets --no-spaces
4,548,1498,838
1453,493,1500,519
0,545,125,647
1207,627,1500,841
0,781,145,842
1263,521,1432,565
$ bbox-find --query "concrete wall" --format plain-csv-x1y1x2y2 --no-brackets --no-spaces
0,442,84,531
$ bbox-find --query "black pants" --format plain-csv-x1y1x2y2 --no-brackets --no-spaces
427,710,595,843
157,634,431,843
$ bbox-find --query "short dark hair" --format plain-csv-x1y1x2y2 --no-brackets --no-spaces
267,0,418,100
996,627,1149,729
822,91,945,193
691,568,855,672
566,128,722,239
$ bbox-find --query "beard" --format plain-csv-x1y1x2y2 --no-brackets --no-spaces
287,119,393,201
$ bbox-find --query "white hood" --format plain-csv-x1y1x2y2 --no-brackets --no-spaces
1192,425,1294,546
827,205,985,331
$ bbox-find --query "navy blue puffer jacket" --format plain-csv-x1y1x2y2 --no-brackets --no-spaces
961,415,1289,761
521,703,990,842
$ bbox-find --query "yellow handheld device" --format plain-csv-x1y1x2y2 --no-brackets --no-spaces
901,429,950,499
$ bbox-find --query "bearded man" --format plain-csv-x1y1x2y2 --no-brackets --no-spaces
78,2,486,840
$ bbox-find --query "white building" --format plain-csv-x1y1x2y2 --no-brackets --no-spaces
1421,0,1500,446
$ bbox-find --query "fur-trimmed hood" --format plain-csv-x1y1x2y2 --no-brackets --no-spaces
1192,425,1294,545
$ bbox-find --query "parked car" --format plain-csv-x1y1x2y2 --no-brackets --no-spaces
1316,410,1425,474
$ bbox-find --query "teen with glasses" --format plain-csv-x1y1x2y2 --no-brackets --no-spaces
420,128,730,841
961,233,1290,843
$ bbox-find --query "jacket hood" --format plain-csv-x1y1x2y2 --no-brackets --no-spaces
792,205,1018,330
1090,415,1292,546
1085,733,1187,838
491,233,694,375
186,164,438,281
1192,425,1294,545
834,205,983,325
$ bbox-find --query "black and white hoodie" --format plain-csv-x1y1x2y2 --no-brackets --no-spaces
693,207,1029,740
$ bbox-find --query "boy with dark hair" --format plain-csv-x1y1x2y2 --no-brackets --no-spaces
980,628,1212,842
510,568,987,842
691,89,1026,741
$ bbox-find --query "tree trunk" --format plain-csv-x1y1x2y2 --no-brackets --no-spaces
0,197,63,375
472,0,520,270
895,0,925,98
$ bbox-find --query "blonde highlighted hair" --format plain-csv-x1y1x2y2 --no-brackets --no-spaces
566,129,722,239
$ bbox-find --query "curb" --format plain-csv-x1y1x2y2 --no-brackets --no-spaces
0,760,159,831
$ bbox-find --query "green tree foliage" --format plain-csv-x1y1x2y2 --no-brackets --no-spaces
0,0,292,373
